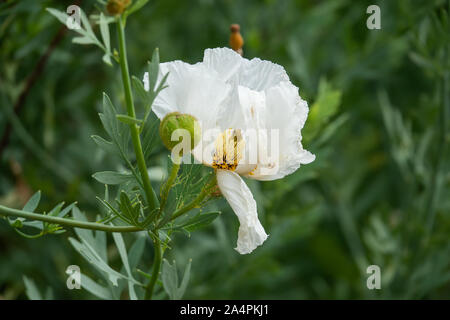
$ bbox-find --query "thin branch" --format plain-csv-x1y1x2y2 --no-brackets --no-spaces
0,205,142,233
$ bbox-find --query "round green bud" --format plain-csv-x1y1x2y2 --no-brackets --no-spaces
159,112,201,152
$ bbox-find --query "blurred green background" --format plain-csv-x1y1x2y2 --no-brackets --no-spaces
0,0,449,299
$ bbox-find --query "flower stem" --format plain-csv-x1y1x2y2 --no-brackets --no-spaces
159,158,181,218
0,205,142,233
117,17,159,212
144,234,162,300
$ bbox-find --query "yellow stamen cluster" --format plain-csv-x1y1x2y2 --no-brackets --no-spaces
212,129,244,171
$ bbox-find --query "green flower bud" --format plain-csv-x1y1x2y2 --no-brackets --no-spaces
159,112,201,152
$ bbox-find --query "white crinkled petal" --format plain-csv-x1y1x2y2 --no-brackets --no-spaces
238,58,289,91
216,170,268,254
203,47,243,83
144,60,231,131
246,81,315,181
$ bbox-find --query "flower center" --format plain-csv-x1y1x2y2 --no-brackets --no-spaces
212,129,244,171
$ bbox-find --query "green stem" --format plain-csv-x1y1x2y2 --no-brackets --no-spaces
159,159,181,217
117,17,159,211
144,234,162,300
0,205,142,233
170,174,216,221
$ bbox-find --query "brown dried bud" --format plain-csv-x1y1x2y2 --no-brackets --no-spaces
230,24,240,33
106,0,131,16
229,23,244,53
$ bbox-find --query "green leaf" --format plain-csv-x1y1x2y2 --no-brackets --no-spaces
131,75,149,106
96,196,131,225
102,54,112,66
99,93,133,170
99,12,112,66
147,48,160,93
303,78,342,143
112,232,138,300
48,202,64,217
118,191,140,223
69,237,124,287
23,276,42,300
155,72,169,95
172,163,211,213
71,207,108,262
79,9,95,42
91,135,117,155
46,8,69,25
99,13,110,52
80,273,112,300
92,171,134,185
178,259,192,299
116,114,143,126
128,236,146,270
57,202,77,218
13,191,43,231
100,93,119,137
23,191,41,212
177,211,221,232
141,111,160,159
72,36,96,45
162,259,178,300
161,259,192,300
47,7,103,49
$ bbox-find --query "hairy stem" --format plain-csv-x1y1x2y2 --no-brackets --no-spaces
144,234,162,300
0,205,142,233
117,18,159,212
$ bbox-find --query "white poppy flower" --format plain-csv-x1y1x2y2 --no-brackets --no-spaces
144,47,315,254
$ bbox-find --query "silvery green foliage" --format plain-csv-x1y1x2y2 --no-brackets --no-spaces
1,0,448,301
46,8,114,65
14,4,220,300
162,259,192,300
69,208,145,300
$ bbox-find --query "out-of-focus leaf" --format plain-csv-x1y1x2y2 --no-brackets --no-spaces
91,135,117,155
178,259,191,299
92,171,134,185
80,273,113,300
162,259,178,300
175,211,221,233
128,235,146,270
303,78,342,143
99,12,112,66
23,191,41,212
112,232,139,300
23,276,42,300
162,259,192,300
